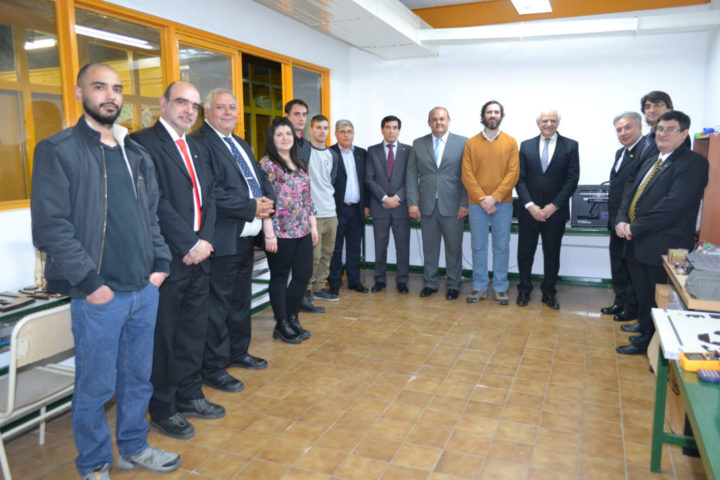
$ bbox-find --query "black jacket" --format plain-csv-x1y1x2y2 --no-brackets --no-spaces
31,117,171,298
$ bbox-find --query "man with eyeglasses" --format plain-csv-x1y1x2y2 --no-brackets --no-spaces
328,119,369,294
614,111,708,355
131,82,224,439
190,88,275,393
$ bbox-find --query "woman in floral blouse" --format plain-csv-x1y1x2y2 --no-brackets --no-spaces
261,118,318,343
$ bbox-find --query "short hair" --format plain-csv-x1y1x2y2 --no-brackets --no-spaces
481,100,504,119
264,117,306,172
381,115,401,129
427,107,449,121
335,119,354,131
284,98,309,115
657,110,690,131
310,114,329,127
536,110,561,123
641,91,673,111
163,82,179,101
613,111,642,127
204,88,236,110
77,63,115,86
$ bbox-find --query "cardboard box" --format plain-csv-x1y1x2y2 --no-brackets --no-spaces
655,284,673,309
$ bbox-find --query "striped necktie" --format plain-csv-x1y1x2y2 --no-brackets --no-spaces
628,156,663,222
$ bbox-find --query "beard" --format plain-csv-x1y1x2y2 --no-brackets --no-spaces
83,99,122,126
481,118,501,130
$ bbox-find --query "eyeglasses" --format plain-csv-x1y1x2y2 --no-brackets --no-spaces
656,126,684,134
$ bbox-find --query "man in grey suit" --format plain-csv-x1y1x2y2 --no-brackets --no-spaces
406,107,468,300
366,115,411,294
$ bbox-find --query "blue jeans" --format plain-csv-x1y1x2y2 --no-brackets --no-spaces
468,202,513,292
70,282,158,475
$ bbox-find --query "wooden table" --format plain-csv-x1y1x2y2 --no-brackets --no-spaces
662,255,720,311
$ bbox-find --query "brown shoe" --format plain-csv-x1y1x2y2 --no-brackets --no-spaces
495,291,510,305
466,290,487,303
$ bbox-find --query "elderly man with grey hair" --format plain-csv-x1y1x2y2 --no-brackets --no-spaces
189,88,275,393
516,109,579,309
601,111,644,321
328,119,370,294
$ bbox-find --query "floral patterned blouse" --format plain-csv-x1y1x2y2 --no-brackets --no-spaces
260,158,317,239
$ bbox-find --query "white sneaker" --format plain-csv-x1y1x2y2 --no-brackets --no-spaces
81,464,111,480
117,446,181,473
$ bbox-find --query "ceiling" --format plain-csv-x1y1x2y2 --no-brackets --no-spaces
254,0,717,59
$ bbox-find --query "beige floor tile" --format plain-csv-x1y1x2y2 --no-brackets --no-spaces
434,450,486,478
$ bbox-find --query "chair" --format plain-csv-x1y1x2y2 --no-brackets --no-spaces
0,304,75,480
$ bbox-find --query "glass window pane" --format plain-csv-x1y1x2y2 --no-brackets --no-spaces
242,53,282,155
0,90,27,201
292,66,322,139
0,24,15,82
178,44,231,101
26,29,60,87
32,93,63,143
75,9,162,132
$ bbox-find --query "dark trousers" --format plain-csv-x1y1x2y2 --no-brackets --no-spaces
517,210,566,296
328,203,364,288
609,230,637,313
204,237,254,377
149,256,209,421
626,243,668,347
372,215,410,284
266,234,313,320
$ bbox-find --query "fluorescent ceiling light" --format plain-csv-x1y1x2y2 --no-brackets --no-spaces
511,0,552,15
74,25,155,50
24,38,57,50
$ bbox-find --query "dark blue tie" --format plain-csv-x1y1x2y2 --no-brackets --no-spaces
223,137,263,198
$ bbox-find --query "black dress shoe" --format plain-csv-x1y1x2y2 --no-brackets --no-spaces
371,282,386,293
420,287,437,297
614,311,637,322
348,282,369,293
230,354,268,370
621,322,641,333
542,294,560,309
203,371,245,392
628,334,642,343
397,283,409,294
629,333,652,346
150,413,195,439
516,292,529,307
601,304,623,315
288,314,311,339
299,300,325,313
616,343,647,355
177,397,226,419
446,289,459,300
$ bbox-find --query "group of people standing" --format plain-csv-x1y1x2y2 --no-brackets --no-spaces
28,60,708,480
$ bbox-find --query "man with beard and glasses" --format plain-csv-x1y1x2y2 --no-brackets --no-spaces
131,82,222,440
461,101,519,305
406,107,468,300
31,63,180,479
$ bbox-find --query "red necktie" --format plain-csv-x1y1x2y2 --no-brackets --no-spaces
387,144,395,178
176,138,202,231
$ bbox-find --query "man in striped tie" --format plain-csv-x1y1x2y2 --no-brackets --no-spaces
614,111,708,355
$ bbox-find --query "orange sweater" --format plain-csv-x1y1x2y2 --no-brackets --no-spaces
461,131,519,205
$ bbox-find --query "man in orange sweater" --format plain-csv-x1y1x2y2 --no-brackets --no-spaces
462,100,519,305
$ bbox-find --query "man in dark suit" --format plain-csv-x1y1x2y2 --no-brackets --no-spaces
365,115,412,294
516,110,580,309
614,111,708,355
130,81,224,440
328,119,369,294
190,88,275,394
601,112,644,321
407,107,468,300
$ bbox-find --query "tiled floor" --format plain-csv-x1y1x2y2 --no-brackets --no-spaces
4,274,708,479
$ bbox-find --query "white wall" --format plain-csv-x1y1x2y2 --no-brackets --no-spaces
344,32,708,185
705,27,720,127
0,209,36,291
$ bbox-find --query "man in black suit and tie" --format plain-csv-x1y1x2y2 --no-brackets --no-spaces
328,119,369,294
131,81,224,440
601,112,644,322
190,88,275,393
516,110,580,309
614,111,708,355
366,115,411,294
